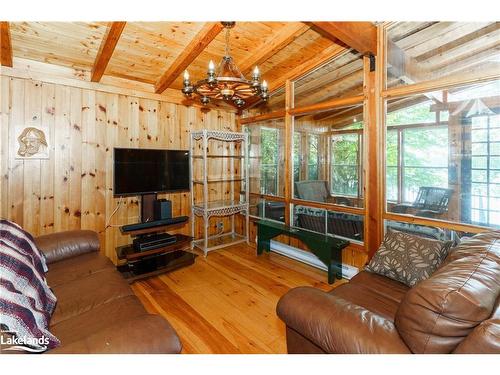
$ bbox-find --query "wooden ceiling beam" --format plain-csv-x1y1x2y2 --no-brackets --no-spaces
91,21,126,82
155,22,224,94
313,103,363,122
307,22,377,56
238,23,310,75
0,22,13,67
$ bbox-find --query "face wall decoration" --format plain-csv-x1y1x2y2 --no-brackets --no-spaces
16,127,49,159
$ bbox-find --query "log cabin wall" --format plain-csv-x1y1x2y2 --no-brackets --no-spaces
0,76,237,263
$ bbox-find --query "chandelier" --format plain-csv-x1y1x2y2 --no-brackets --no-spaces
181,22,269,108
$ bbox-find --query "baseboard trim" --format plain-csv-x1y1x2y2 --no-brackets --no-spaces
270,240,359,280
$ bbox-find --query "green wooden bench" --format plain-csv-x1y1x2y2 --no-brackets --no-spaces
256,219,349,284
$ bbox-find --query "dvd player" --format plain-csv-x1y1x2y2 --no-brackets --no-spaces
133,233,177,252
121,216,189,233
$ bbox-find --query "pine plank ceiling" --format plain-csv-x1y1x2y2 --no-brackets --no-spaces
7,22,340,89
2,21,499,111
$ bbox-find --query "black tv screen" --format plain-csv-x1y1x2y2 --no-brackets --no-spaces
113,148,190,196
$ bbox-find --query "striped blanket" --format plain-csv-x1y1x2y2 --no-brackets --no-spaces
0,219,60,352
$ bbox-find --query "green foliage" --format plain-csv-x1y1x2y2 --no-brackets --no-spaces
308,134,319,180
385,102,449,202
293,132,301,182
260,128,279,195
331,134,359,196
386,101,435,126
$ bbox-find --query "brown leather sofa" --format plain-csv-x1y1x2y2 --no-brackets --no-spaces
1,230,182,354
277,231,500,354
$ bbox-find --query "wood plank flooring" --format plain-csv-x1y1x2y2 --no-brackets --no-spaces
131,244,346,354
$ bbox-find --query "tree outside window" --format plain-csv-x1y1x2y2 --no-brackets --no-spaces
260,128,279,195
308,134,319,180
331,133,360,197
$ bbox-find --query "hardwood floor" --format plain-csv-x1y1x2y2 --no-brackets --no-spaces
131,244,346,354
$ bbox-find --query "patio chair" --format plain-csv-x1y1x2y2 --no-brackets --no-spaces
257,201,286,222
294,180,364,241
392,186,453,218
294,180,332,202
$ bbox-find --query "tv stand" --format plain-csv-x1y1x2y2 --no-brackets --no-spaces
116,233,194,283
120,216,189,235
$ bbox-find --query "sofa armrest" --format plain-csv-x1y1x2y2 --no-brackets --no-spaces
35,230,100,264
276,287,410,354
48,314,182,354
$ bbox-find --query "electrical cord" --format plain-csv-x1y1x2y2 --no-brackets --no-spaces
104,196,124,230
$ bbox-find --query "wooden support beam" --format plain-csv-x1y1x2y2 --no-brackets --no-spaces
238,24,310,75
240,110,286,125
363,53,382,258
0,22,13,67
284,80,294,226
313,105,363,122
91,21,126,82
308,22,377,56
289,94,364,117
155,22,224,94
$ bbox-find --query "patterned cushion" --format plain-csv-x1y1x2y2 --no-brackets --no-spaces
365,229,453,287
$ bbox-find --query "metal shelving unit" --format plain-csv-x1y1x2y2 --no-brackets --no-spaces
190,130,249,255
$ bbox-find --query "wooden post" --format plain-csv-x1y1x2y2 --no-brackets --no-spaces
284,80,294,226
363,33,383,258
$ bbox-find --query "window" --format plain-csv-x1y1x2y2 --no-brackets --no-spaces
386,101,449,203
260,128,279,195
402,126,449,202
294,50,363,108
331,133,361,197
386,130,399,201
293,132,301,184
308,134,319,180
293,204,365,242
385,79,500,229
468,114,500,226
386,22,500,89
246,120,285,197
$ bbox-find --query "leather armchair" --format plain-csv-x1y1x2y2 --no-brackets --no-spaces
277,287,410,354
276,231,500,354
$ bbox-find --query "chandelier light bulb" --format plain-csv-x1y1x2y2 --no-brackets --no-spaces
252,66,260,79
208,60,215,74
183,70,190,81
262,80,268,89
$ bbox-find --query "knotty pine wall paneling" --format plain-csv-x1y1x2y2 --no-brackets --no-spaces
0,76,237,263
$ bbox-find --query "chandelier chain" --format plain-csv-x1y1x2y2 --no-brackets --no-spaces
225,27,230,57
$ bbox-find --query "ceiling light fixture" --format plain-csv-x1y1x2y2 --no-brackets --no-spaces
181,22,269,108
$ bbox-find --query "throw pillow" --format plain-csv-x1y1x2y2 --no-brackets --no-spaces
365,229,453,287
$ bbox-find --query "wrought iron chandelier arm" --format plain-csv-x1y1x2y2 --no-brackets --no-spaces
181,21,268,108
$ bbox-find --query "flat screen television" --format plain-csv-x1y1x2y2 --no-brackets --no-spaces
113,148,190,196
